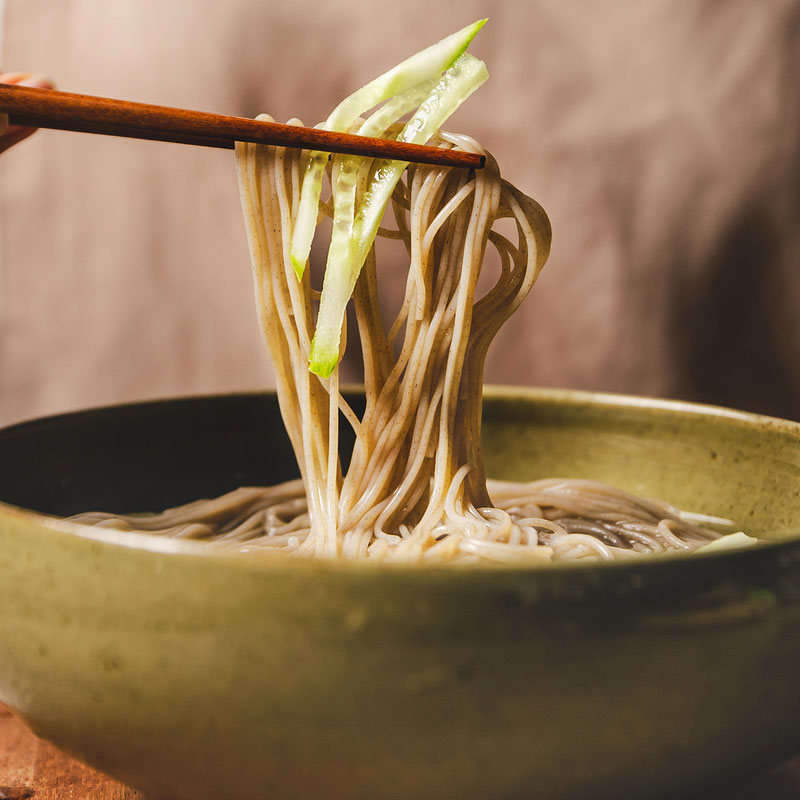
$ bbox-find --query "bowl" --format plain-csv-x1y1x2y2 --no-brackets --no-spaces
1,387,799,800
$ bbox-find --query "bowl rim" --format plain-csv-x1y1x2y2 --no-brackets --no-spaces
1,385,799,577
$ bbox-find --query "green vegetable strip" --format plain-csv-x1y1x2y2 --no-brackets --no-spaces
309,53,488,377
289,19,486,278
325,21,484,130
356,79,437,140
355,54,487,267
313,81,439,374
290,151,328,278
695,532,759,553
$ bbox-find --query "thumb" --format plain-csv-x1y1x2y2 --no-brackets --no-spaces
1,72,54,89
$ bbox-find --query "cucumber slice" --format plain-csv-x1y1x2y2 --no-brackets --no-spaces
324,19,485,131
313,82,439,365
354,54,487,264
289,19,486,278
309,53,488,377
695,532,759,553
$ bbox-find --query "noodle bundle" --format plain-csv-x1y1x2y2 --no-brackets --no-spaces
67,25,753,561
69,128,744,562
234,126,554,561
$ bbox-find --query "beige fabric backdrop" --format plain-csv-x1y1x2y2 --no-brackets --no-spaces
1,0,799,425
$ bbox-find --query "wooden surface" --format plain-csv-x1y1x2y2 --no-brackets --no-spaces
1,700,799,799
0,83,485,167
0,704,142,800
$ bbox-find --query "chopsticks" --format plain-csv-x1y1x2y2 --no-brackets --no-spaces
0,83,485,169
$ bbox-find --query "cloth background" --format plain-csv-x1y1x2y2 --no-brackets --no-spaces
1,0,798,425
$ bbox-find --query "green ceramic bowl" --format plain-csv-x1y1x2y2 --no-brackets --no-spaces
1,387,799,800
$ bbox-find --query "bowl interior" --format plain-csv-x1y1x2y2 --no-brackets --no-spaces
0,387,798,542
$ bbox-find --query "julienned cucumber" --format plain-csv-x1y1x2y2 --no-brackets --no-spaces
316,81,439,362
289,19,486,278
354,54,487,271
309,53,488,378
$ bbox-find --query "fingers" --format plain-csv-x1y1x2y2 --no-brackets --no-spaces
0,72,55,154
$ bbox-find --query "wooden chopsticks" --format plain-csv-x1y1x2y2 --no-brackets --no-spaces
0,83,484,169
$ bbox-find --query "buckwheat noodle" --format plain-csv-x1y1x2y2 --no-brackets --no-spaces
68,123,734,562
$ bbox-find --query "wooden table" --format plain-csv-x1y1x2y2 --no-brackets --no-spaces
0,704,141,800
1,701,799,799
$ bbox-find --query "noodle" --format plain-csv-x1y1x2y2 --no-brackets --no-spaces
67,125,742,563
67,477,730,563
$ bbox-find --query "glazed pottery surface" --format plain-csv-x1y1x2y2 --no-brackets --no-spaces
1,388,799,800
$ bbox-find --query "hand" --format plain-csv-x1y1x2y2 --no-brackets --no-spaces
0,72,54,154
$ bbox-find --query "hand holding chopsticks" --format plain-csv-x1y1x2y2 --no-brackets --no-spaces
0,82,484,169
0,73,55,154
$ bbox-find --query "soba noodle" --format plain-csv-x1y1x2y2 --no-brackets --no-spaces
67,125,745,563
